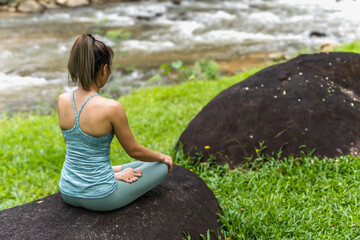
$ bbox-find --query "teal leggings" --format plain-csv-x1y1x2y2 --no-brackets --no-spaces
61,161,168,211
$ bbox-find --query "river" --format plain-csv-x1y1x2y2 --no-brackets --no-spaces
1,0,360,112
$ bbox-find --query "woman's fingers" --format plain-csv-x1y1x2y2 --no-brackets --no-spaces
164,155,173,173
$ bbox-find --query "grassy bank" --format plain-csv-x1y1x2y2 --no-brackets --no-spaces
2,42,360,239
0,67,260,210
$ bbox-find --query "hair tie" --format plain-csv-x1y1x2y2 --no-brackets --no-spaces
87,33,95,44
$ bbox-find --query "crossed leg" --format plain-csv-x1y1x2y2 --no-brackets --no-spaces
73,161,168,211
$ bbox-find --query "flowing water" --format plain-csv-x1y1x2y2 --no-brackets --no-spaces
1,0,360,112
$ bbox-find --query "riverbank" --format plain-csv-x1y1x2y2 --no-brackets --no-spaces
2,0,359,114
0,51,284,114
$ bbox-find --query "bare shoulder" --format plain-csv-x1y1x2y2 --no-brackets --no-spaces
97,97,126,118
58,92,71,104
95,97,121,107
57,92,72,110
57,92,73,127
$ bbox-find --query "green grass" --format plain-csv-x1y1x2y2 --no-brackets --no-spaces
0,67,260,211
179,153,360,239
332,41,360,53
0,114,64,209
2,41,360,239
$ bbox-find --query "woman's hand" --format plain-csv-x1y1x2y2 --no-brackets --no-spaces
161,154,173,173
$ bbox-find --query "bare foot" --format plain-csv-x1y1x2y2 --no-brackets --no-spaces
134,169,142,177
114,168,142,183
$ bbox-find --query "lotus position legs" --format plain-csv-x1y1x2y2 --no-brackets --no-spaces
61,161,168,211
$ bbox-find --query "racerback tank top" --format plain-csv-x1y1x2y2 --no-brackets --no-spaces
59,90,116,198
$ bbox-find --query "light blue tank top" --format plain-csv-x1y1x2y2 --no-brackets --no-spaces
59,90,116,198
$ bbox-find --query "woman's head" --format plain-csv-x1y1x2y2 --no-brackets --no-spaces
67,34,114,90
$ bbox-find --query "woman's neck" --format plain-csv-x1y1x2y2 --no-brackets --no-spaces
77,83,101,95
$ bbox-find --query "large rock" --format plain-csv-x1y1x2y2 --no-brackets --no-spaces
17,0,44,12
0,165,221,239
56,0,88,7
178,52,360,167
38,0,59,9
0,0,9,6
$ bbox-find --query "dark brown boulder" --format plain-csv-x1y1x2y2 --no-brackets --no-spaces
0,165,221,240
178,52,360,167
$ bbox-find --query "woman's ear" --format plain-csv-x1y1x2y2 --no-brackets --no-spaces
102,64,109,76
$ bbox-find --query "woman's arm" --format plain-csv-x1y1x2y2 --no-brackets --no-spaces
108,100,172,172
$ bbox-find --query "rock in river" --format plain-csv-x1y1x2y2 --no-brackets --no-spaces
17,0,44,12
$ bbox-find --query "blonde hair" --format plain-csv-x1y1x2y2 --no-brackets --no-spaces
67,34,114,90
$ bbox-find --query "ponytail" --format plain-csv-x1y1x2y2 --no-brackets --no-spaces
67,34,113,90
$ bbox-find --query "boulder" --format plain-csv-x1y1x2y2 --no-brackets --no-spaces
0,0,9,6
56,0,88,7
90,0,104,4
0,165,221,239
309,30,327,38
38,0,59,9
321,41,337,52
17,0,44,12
267,51,286,61
178,52,360,167
65,0,88,7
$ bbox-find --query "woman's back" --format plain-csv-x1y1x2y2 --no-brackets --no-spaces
59,90,117,199
58,90,115,137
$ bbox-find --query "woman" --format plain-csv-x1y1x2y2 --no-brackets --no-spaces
58,34,172,211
